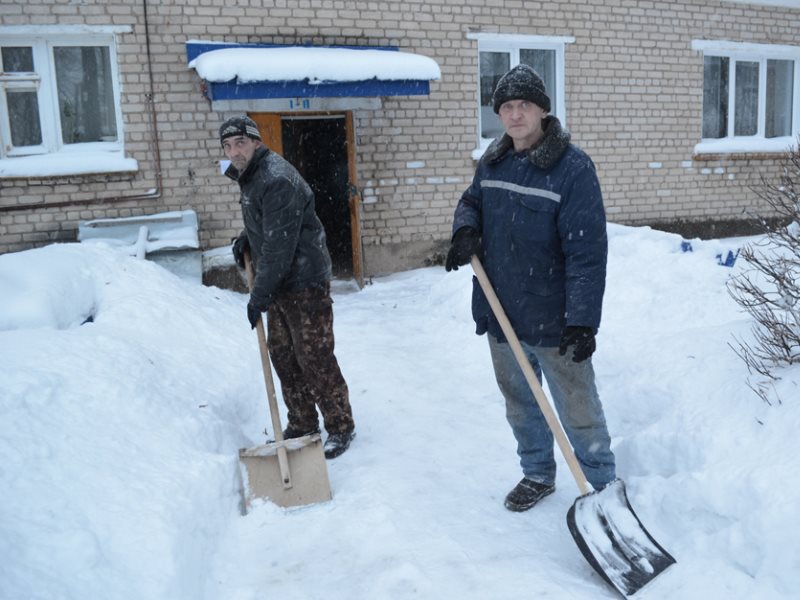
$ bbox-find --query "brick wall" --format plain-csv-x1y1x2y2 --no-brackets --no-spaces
1,0,799,275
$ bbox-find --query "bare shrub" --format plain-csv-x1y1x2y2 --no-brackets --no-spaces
728,143,800,405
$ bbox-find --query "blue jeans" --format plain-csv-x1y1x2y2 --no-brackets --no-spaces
488,334,616,490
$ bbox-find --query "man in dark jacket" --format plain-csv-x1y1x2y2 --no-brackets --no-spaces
221,115,355,459
446,65,616,510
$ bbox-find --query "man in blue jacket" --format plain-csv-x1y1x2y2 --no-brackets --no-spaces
446,65,616,511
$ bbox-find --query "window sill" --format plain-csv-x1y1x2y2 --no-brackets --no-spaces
0,151,139,179
693,137,797,158
471,137,495,161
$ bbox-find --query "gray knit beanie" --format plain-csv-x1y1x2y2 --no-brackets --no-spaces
492,64,551,114
219,115,262,145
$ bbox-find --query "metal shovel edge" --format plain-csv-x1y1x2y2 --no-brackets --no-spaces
568,478,676,596
471,256,675,596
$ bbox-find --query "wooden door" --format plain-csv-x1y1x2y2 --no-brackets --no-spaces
345,112,363,286
250,113,283,155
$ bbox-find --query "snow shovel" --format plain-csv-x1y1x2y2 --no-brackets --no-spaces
471,256,675,597
238,252,332,509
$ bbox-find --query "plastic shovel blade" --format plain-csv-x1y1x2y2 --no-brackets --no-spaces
239,434,331,510
566,479,675,597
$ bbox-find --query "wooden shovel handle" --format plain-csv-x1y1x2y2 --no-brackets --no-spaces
244,251,292,487
471,256,591,495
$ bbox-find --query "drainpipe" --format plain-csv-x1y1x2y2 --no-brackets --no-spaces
0,0,162,213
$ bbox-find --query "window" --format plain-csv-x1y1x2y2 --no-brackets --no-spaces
702,56,728,139
0,27,130,173
767,59,794,138
695,40,800,153
479,51,510,140
1,46,43,149
470,33,573,154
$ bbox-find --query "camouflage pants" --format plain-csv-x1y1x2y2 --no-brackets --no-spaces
267,284,354,435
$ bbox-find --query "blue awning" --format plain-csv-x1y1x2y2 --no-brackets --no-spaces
186,41,440,101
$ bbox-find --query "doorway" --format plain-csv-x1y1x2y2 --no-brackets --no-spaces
282,116,351,277
249,112,362,283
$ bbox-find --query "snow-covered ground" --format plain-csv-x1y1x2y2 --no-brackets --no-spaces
1,223,798,599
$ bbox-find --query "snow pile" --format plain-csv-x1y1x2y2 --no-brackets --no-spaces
1,224,798,599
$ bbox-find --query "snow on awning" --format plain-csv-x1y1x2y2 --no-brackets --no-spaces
186,41,441,102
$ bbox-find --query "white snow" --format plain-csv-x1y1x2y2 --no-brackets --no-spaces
0,151,138,179
78,210,200,255
1,223,799,599
188,46,441,84
694,137,798,155
723,0,800,9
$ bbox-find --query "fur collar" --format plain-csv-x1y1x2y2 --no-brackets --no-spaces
482,115,571,169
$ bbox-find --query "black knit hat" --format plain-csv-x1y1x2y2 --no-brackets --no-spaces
492,64,551,114
219,115,262,145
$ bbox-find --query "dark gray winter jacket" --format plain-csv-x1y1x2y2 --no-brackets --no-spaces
452,116,607,347
226,146,332,309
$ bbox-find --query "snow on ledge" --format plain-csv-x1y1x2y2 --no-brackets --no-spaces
189,46,441,84
471,138,494,161
721,0,800,9
693,136,797,156
0,152,139,179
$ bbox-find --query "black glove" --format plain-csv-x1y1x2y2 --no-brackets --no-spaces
232,234,249,269
558,326,596,363
247,298,266,330
445,227,481,272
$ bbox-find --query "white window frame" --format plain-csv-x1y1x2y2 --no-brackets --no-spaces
693,39,800,154
0,25,135,177
468,33,574,158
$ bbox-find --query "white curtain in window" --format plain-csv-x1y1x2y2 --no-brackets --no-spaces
734,61,759,137
703,56,728,139
479,51,510,139
54,46,118,144
766,59,794,138
1,46,42,147
520,49,556,113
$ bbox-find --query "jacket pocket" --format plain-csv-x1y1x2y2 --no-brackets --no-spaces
521,277,564,298
511,195,558,244
519,278,566,340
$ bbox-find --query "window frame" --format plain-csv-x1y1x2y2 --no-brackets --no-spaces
693,39,800,154
0,67,45,156
0,25,132,174
468,33,574,157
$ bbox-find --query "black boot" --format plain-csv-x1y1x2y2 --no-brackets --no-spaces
504,478,555,512
324,430,356,459
282,424,320,439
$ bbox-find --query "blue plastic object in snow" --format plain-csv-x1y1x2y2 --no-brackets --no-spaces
716,249,739,267
681,240,739,267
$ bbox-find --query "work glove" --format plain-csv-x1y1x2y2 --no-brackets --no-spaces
247,297,267,330
558,326,596,363
232,234,249,269
445,227,481,272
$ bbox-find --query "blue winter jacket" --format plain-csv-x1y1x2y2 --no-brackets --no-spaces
452,116,607,347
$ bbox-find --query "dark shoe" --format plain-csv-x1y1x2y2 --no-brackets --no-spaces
504,478,555,512
282,424,320,439
324,430,356,459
